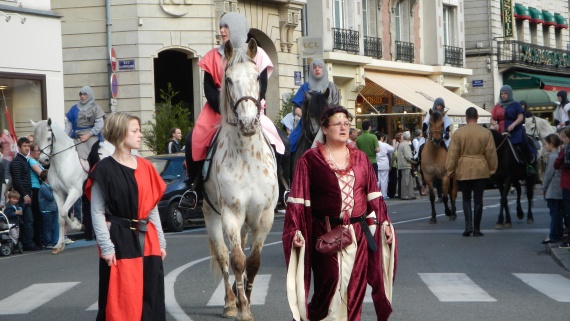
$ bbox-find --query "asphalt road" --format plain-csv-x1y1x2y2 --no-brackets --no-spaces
0,188,568,321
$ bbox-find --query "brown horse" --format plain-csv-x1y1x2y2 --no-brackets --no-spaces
421,109,458,224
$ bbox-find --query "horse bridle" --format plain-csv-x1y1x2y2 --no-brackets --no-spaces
429,128,443,145
39,124,87,158
224,61,262,127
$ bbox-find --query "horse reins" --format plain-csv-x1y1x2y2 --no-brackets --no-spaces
39,126,88,158
226,95,262,126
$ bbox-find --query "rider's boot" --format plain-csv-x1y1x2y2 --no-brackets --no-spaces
473,203,484,237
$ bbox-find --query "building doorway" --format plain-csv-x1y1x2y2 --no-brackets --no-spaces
153,50,196,119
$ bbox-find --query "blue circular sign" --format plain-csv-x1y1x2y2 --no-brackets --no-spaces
110,73,118,99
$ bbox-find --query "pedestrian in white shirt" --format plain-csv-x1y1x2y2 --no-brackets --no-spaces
554,90,570,129
376,132,394,199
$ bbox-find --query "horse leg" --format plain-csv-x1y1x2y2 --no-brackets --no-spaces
514,181,524,220
495,181,505,229
426,180,437,224
226,227,252,321
441,175,456,220
244,208,274,301
52,192,67,254
526,179,535,224
450,179,458,218
204,207,237,318
503,179,513,228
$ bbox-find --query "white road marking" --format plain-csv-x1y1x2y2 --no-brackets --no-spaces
86,302,98,311
513,273,570,302
419,273,497,302
0,282,80,314
206,274,271,306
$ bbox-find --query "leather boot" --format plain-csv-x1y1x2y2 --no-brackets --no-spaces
473,203,484,236
463,203,473,237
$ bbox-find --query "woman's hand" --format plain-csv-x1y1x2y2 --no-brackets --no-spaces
507,124,514,132
292,231,304,248
80,133,93,142
385,225,394,244
161,248,167,261
102,253,116,267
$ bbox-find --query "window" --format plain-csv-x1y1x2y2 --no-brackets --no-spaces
516,20,524,41
443,6,456,46
0,73,46,137
529,23,538,44
543,25,550,47
333,0,346,29
362,0,368,37
395,1,402,41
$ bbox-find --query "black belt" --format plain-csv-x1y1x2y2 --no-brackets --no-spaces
326,215,377,252
105,214,148,232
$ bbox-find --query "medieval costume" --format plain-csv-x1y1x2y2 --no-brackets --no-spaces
87,156,166,321
283,143,397,321
422,98,452,148
65,85,105,159
191,12,283,162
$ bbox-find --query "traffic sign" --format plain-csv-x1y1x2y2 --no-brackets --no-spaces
110,47,117,72
110,73,118,99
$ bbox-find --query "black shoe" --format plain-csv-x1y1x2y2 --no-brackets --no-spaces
463,230,473,237
473,231,484,237
541,239,558,244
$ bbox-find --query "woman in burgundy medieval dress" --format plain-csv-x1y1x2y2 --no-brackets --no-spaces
283,106,397,321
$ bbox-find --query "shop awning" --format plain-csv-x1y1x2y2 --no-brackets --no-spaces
363,72,491,124
514,4,530,20
542,10,556,26
554,13,568,29
512,88,558,107
528,7,544,23
504,71,570,91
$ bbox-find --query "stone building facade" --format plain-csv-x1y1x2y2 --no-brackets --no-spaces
51,0,305,139
464,0,570,119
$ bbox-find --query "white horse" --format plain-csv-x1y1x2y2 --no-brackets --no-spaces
202,40,278,321
32,119,86,254
525,115,556,178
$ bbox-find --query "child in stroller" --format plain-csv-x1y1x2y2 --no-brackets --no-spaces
0,190,23,256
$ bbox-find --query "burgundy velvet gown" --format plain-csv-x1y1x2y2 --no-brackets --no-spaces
283,144,398,321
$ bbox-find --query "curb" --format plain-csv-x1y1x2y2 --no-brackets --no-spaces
546,243,570,271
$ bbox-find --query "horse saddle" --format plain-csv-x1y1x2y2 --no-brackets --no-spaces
508,140,536,165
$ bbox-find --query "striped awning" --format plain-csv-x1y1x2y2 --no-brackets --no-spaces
363,72,491,125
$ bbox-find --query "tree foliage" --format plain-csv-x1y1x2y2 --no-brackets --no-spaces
142,83,193,154
274,89,295,128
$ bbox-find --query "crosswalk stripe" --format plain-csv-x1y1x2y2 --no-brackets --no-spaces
0,282,80,314
418,273,497,302
513,273,570,302
86,302,98,311
207,274,271,306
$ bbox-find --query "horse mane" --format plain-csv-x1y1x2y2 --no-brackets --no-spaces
431,110,443,123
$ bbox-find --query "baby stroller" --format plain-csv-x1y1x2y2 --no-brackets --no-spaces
0,211,22,256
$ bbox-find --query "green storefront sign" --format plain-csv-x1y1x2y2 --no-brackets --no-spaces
520,45,570,68
502,0,514,37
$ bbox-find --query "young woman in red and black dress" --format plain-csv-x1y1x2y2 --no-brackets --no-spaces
86,112,167,321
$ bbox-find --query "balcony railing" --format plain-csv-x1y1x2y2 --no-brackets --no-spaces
497,40,570,70
444,45,463,67
364,36,382,59
396,41,414,62
332,28,359,53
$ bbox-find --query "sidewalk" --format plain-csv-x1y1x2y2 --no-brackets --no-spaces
545,243,570,271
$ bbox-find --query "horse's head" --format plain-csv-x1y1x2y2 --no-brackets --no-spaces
301,89,330,134
525,115,556,139
428,109,446,146
222,39,261,136
31,118,53,165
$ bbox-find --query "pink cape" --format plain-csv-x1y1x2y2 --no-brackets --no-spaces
192,47,283,161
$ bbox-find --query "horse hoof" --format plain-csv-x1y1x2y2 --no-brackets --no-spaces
527,219,534,224
495,224,503,229
429,218,437,224
51,248,61,255
223,306,238,318
449,215,457,221
517,213,524,220
504,223,512,228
